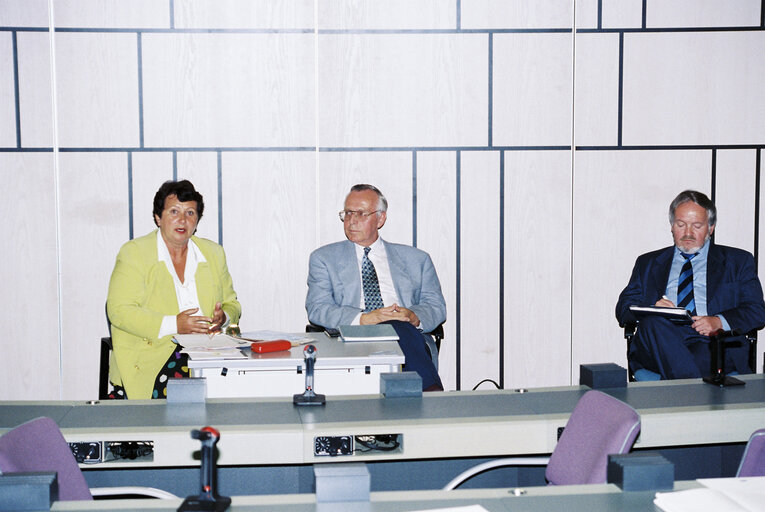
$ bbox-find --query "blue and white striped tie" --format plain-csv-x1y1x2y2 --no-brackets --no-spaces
677,252,698,316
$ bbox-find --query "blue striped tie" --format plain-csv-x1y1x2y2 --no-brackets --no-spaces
362,247,384,312
677,252,698,316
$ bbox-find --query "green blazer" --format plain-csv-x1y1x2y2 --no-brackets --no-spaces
106,230,241,399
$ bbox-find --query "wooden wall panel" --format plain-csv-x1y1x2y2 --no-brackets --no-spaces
417,151,458,390
58,152,129,399
222,152,316,332
571,150,711,380
0,154,59,400
459,151,500,390
504,150,572,389
714,150,757,255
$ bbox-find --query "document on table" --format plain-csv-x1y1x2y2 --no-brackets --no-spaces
654,476,765,512
173,333,250,349
180,347,247,360
238,330,313,343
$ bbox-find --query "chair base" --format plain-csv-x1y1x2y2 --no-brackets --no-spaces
703,374,745,387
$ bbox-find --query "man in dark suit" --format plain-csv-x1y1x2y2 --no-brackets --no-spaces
616,190,765,379
306,184,446,390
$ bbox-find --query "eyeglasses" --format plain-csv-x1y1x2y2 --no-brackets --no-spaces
338,210,381,221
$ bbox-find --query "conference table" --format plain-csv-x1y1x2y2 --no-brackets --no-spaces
186,332,404,398
2,374,764,495
47,480,732,512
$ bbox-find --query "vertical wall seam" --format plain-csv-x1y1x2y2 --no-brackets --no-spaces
48,0,64,400
137,32,144,149
618,32,624,148
128,152,134,240
711,149,717,245
570,0,577,385
12,31,21,148
755,148,761,270
218,150,223,246
488,33,493,147
412,151,417,248
455,150,462,390
498,150,505,389
314,0,321,249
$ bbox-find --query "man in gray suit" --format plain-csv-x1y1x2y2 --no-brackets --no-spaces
306,184,446,390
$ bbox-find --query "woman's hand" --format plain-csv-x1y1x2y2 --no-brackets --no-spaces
208,302,225,333
176,308,214,334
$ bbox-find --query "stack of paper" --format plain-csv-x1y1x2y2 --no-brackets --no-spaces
654,477,765,512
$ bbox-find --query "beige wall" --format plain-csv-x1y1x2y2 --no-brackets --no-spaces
1,0,763,399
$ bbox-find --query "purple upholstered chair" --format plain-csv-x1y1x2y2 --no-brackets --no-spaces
443,390,641,489
0,417,92,501
0,416,177,501
737,428,765,477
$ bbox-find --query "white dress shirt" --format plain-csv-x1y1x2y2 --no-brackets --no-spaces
156,230,206,338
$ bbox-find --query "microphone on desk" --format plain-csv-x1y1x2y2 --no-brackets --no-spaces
293,344,326,406
178,426,231,511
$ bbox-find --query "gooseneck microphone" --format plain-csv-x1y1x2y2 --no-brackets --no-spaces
293,344,326,406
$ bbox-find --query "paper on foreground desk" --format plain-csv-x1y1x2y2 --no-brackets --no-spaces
186,332,404,398
654,476,765,512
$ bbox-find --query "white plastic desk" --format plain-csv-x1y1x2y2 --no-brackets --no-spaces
187,332,404,398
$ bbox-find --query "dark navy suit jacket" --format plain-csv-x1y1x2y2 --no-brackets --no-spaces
616,244,765,336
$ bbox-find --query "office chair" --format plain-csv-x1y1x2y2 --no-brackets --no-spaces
99,304,113,399
736,428,765,477
0,417,177,501
623,322,758,381
306,321,444,370
443,390,641,489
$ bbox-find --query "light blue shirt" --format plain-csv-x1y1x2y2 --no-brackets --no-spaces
664,238,730,330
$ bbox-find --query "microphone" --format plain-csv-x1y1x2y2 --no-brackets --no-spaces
293,344,326,406
178,426,231,511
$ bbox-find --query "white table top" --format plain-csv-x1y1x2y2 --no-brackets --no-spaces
186,332,404,370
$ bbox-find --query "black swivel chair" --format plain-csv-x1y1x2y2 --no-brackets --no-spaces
305,322,444,370
99,305,113,399
623,321,758,382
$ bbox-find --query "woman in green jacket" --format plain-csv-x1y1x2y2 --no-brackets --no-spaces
107,180,241,399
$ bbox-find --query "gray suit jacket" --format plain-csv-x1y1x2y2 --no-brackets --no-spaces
306,239,446,333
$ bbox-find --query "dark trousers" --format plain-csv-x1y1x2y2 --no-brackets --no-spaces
385,320,443,390
628,316,750,379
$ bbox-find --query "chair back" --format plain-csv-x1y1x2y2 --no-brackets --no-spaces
737,428,765,477
545,390,641,485
0,417,92,501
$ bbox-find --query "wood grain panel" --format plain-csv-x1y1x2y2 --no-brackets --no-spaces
460,150,500,390
318,0,455,30
416,151,457,390
713,149,757,254
17,32,53,148
574,33,619,147
623,31,765,145
131,152,173,239
58,152,129,399
493,33,573,147
54,32,139,147
53,0,170,28
222,152,316,332
571,150,710,382
317,152,413,249
0,154,59,400
142,33,315,148
319,34,487,148
504,150,572,388
175,0,314,29
177,151,219,244
0,33,16,148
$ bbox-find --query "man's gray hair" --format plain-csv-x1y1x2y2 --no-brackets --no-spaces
349,184,388,212
669,190,716,227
